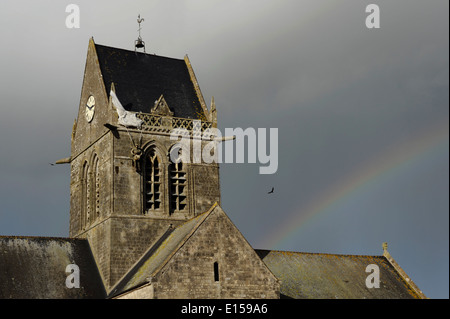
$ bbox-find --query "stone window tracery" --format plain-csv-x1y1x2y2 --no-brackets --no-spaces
81,161,90,230
169,146,187,214
92,155,100,220
144,147,161,211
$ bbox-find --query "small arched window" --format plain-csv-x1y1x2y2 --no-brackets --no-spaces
144,147,161,212
214,262,219,282
169,146,187,214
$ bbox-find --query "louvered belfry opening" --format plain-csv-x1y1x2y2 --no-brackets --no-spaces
144,148,161,211
169,146,187,214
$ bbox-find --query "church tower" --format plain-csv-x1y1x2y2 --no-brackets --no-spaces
68,38,220,289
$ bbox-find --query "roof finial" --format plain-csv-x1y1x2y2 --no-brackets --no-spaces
135,14,146,52
382,242,388,252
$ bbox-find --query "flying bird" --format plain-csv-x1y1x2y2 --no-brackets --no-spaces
49,162,55,166
268,187,274,194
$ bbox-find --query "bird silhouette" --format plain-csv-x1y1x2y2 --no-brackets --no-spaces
49,162,55,166
268,187,274,194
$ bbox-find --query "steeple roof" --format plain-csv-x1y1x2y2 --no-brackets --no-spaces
94,42,208,120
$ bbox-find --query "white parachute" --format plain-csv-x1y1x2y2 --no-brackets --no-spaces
110,89,144,128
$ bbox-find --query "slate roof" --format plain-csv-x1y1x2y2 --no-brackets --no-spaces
0,236,106,299
94,43,207,120
0,235,425,299
255,249,424,299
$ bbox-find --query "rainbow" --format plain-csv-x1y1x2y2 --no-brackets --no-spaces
260,119,449,250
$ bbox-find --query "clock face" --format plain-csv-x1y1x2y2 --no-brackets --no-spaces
85,95,95,123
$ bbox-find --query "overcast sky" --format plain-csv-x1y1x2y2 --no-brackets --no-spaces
0,1,448,298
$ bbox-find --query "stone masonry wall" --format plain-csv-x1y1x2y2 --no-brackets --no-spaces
152,208,280,299
192,164,221,214
108,217,184,288
70,133,112,237
104,130,223,288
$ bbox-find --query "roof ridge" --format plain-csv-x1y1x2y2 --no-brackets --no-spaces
94,42,184,61
0,235,82,241
382,249,427,299
255,248,383,258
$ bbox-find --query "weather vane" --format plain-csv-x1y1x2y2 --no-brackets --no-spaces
135,14,146,52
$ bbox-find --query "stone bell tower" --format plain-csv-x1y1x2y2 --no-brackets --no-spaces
67,38,220,289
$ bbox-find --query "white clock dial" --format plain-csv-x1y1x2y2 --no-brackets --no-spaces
85,95,95,122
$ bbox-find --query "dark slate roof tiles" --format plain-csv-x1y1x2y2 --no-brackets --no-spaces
255,249,421,299
94,44,206,120
0,236,106,299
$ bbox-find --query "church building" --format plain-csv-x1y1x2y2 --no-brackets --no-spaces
0,38,426,299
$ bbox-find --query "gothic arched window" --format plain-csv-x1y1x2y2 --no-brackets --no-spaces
92,154,100,220
169,146,187,213
144,147,161,212
81,161,90,230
